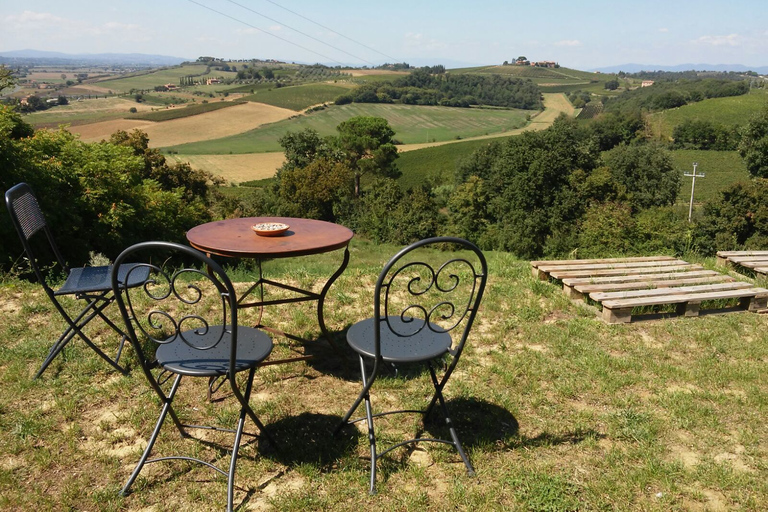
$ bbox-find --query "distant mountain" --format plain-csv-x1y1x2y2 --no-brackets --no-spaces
592,63,768,74
0,49,189,67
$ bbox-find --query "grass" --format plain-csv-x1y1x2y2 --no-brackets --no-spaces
127,100,245,122
1,240,768,510
23,97,144,128
397,138,500,189
163,103,530,154
649,89,768,139
240,83,352,111
672,150,750,203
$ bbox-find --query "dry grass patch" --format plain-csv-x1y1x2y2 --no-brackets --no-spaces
170,153,285,183
69,102,295,146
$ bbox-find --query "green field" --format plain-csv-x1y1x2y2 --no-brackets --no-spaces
397,139,500,189
240,83,351,111
128,100,245,121
163,103,530,154
671,150,750,203
23,97,145,128
94,64,227,93
650,89,768,138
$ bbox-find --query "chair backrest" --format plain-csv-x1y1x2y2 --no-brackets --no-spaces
5,182,69,289
111,241,241,381
373,237,488,362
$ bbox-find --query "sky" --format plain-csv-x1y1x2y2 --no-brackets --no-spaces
1,0,767,70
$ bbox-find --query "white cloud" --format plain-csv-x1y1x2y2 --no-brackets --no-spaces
554,40,582,47
269,25,282,32
692,34,741,46
658,28,669,33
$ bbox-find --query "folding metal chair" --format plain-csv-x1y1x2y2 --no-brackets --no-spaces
4,182,149,378
334,237,488,493
111,241,274,511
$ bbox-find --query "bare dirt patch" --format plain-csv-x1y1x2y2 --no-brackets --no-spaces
68,119,155,141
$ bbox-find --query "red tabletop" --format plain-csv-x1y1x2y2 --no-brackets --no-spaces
186,217,354,259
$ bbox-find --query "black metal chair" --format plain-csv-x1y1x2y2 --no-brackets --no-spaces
335,237,488,494
4,182,149,378
111,241,274,511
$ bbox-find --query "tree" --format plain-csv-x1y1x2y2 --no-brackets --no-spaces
605,79,620,90
334,117,400,197
1,65,14,92
601,143,680,211
738,107,768,178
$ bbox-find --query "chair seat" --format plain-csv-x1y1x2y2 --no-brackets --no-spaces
56,263,150,295
347,316,452,364
157,326,273,377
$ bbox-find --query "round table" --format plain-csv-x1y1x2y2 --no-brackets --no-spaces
187,216,353,259
187,217,354,364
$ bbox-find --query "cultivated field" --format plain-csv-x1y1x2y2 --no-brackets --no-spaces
70,102,296,146
240,83,352,111
169,93,573,183
650,89,768,139
24,97,156,129
170,153,286,183
165,103,533,155
671,150,750,203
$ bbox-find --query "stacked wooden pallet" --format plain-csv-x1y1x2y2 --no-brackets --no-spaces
716,251,768,276
531,256,768,324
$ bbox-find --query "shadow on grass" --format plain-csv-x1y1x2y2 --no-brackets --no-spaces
422,397,520,448
261,412,360,469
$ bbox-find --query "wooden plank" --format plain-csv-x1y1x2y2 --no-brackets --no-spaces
575,275,734,295
601,287,768,309
590,282,753,302
717,250,768,257
530,256,675,267
733,260,768,269
537,259,688,274
754,267,768,275
563,269,719,287
551,264,700,280
728,254,768,263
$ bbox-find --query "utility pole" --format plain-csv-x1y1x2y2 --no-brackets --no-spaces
684,162,704,222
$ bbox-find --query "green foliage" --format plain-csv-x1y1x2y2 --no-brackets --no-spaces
672,119,738,150
605,79,620,91
695,178,768,253
334,116,400,196
601,143,681,211
342,69,542,110
276,158,353,221
0,107,215,268
738,107,768,178
605,79,750,114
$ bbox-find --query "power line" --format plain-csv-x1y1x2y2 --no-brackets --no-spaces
186,0,347,66
224,0,376,66
262,0,399,63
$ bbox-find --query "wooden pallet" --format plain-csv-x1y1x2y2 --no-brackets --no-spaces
716,250,768,276
531,257,768,324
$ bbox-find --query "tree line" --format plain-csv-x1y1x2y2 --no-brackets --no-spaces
335,69,542,110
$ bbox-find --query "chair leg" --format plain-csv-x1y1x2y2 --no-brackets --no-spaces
363,388,378,495
227,405,248,512
121,374,183,496
427,365,474,476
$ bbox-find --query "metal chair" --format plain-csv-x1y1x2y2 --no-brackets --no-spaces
111,241,274,511
4,182,149,378
335,237,488,493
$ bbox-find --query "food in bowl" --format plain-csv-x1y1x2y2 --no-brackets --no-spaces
251,222,289,236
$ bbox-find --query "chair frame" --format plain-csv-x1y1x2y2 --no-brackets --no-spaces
335,236,488,493
4,182,141,378
111,241,274,511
